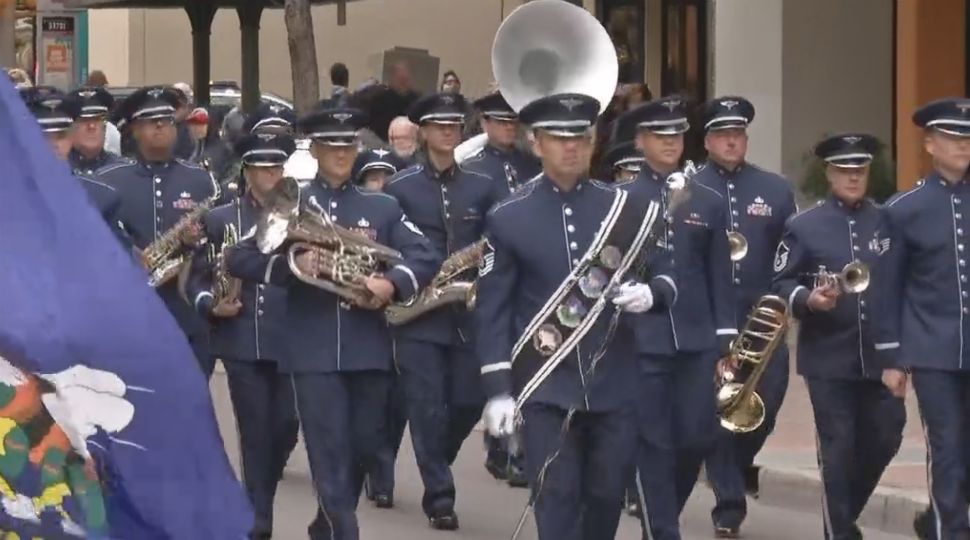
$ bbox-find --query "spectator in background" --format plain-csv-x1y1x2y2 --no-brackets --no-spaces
330,62,350,106
85,70,109,87
440,70,461,94
387,116,418,169
368,62,421,144
186,107,217,166
171,83,195,160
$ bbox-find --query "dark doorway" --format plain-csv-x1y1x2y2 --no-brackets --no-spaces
597,0,647,84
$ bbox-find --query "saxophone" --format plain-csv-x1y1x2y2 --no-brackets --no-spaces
143,193,218,288
210,223,243,306
385,239,488,325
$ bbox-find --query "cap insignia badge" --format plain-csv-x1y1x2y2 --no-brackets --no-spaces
843,136,862,144
333,112,353,124
559,98,583,111
721,100,739,110
148,89,164,99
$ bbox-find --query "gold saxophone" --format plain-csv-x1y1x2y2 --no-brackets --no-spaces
385,239,488,325
143,194,218,288
715,295,789,433
255,176,403,307
210,223,243,306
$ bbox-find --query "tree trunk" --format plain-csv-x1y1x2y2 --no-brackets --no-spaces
284,0,320,115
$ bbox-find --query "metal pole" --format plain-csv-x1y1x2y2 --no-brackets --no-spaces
237,2,263,113
185,0,216,106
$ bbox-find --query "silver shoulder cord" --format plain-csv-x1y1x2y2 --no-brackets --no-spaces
509,162,695,540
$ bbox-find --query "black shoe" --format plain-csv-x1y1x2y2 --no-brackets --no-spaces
506,464,528,488
374,492,394,509
485,458,509,481
429,510,460,531
743,465,761,498
714,525,740,539
914,507,937,540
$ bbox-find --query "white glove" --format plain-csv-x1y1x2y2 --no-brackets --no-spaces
611,281,654,313
483,395,517,437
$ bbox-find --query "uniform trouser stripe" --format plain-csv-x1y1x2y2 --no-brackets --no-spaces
635,466,655,540
290,375,337,540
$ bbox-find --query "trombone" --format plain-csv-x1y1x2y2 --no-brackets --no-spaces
808,260,870,294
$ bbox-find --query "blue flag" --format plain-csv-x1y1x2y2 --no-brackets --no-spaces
0,78,252,538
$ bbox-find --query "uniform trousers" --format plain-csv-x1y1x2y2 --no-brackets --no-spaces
291,370,392,540
520,402,637,540
705,345,790,527
912,369,970,540
191,334,214,379
636,351,719,540
223,359,300,537
368,371,408,497
395,339,483,516
806,377,905,540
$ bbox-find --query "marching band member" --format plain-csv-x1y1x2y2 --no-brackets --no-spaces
96,86,217,377
383,93,511,529
20,86,126,246
475,92,672,540
615,96,737,540
604,139,645,184
695,96,797,538
461,91,541,191
225,107,439,540
874,98,970,540
774,134,905,540
67,86,124,176
186,131,300,540
353,148,398,192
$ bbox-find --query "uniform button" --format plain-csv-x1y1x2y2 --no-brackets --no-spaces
851,232,858,238
960,228,965,236
728,183,735,190
963,291,969,298
849,219,856,226
965,307,970,315
446,212,451,218
570,242,578,251
567,224,575,233
258,296,265,303
564,207,573,216
853,245,860,251
155,190,162,196
732,210,739,216
734,278,741,284
957,198,963,204
730,197,737,203
958,213,964,220
330,201,337,208
572,259,580,266
442,186,448,193
154,177,161,184
963,275,968,283
733,222,740,228
257,309,264,316
734,263,741,269
962,260,967,267
861,314,868,321
444,199,450,207
258,284,265,290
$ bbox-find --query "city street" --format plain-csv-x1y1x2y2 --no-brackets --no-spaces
209,371,914,540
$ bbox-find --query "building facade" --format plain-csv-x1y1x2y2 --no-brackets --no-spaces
86,0,964,188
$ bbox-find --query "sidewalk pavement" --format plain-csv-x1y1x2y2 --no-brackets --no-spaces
747,342,927,536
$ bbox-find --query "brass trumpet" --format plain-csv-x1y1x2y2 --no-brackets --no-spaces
716,295,789,433
254,176,403,307
810,260,870,294
727,231,748,262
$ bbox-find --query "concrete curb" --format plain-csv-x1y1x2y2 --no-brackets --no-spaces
750,466,928,536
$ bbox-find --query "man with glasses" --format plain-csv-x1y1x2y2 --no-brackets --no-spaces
67,86,124,176
96,85,218,377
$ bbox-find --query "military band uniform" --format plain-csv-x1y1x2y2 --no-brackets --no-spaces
19,86,129,250
874,99,970,540
96,87,218,377
185,132,300,539
67,86,124,176
475,93,675,540
461,92,541,192
383,93,511,524
614,97,738,540
695,97,797,533
774,133,905,540
225,108,440,540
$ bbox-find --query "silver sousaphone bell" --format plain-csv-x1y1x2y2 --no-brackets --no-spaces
455,0,620,164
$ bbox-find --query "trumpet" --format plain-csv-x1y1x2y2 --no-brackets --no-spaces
254,176,403,307
809,260,870,294
716,295,789,433
728,231,748,262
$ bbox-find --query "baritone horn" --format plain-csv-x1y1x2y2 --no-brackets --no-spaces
812,260,870,294
716,295,789,433
727,231,748,262
491,0,619,114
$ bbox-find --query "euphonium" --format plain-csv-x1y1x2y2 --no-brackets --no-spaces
385,239,487,325
716,295,789,433
210,223,243,306
143,193,218,288
812,260,870,294
727,231,748,262
255,176,403,307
